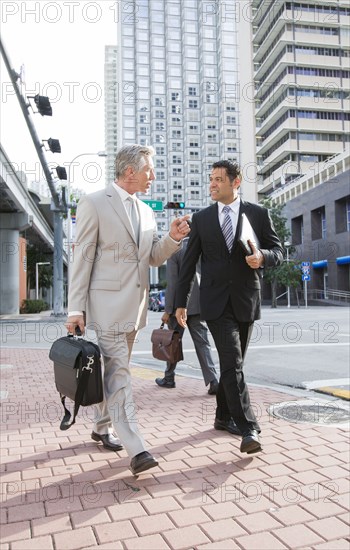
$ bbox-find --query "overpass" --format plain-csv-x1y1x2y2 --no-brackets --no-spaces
0,144,67,313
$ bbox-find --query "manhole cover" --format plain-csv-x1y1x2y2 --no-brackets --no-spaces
269,400,350,425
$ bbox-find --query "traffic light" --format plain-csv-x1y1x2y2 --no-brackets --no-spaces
165,201,185,209
55,166,67,180
33,94,53,116
47,138,61,153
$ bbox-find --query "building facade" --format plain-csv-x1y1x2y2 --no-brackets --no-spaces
116,0,257,234
271,150,350,298
104,45,118,186
253,0,350,196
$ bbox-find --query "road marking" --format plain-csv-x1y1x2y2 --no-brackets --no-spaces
302,378,350,389
315,387,350,401
131,342,349,355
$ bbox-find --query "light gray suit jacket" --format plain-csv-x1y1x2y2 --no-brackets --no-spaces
68,185,180,332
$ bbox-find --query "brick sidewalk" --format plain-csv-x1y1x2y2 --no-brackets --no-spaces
0,348,349,550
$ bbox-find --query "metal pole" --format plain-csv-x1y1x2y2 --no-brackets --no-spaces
53,212,64,315
286,246,291,308
36,263,39,300
304,280,308,308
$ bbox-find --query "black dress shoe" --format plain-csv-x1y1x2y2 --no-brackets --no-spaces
155,377,176,388
91,432,123,451
208,380,219,395
214,418,241,435
240,430,262,454
130,451,159,475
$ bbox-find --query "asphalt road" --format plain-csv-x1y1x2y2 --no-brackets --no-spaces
1,306,348,393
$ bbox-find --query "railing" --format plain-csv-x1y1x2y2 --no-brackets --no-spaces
298,288,350,303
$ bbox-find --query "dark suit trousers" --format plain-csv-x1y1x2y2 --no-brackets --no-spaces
207,300,261,434
164,315,217,386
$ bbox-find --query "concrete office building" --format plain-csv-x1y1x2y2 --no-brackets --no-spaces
104,45,118,186
253,0,350,196
116,0,256,234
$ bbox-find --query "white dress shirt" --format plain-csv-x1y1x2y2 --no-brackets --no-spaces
218,197,240,237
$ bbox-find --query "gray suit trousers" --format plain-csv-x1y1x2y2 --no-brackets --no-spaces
90,329,146,458
164,314,218,385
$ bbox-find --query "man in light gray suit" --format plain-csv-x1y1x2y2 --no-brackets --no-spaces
66,145,190,475
155,238,219,394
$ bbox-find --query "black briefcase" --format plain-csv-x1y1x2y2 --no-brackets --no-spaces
49,332,103,430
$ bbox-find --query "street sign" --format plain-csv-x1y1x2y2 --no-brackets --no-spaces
302,261,310,267
142,200,163,211
302,275,310,281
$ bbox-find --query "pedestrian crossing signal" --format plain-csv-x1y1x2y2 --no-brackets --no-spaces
165,201,185,209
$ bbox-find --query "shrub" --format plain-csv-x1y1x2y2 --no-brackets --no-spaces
21,299,49,314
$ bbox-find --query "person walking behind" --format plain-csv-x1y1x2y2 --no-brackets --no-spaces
66,144,190,475
176,161,283,454
155,238,219,394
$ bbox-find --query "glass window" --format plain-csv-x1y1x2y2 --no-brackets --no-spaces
153,36,165,46
168,4,180,16
154,84,165,94
168,42,181,52
169,66,181,76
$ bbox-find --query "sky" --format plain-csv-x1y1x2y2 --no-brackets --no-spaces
1,1,118,194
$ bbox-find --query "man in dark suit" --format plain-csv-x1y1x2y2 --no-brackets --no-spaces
155,238,219,394
175,161,283,454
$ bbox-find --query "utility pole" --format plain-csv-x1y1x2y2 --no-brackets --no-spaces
0,38,67,316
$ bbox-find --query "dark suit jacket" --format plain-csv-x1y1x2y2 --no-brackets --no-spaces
165,238,200,316
175,200,284,323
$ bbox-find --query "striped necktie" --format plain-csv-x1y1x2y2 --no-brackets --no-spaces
222,205,234,252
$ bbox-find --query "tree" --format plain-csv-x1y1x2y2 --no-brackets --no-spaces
260,198,302,307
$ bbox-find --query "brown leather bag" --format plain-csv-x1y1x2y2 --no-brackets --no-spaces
151,323,184,363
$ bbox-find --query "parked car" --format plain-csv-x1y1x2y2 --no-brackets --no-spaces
151,290,165,312
148,290,158,310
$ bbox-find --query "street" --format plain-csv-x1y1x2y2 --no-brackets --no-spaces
1,306,349,394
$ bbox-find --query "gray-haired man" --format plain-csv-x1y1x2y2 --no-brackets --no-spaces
66,144,191,474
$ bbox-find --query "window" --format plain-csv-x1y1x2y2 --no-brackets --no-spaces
155,97,164,106
171,105,181,113
156,159,165,168
226,116,236,124
189,87,197,96
189,99,198,108
156,122,165,130
311,206,326,240
155,110,164,118
171,92,180,101
172,155,182,164
172,130,182,138
173,168,182,176
335,196,350,233
292,216,304,245
156,146,165,155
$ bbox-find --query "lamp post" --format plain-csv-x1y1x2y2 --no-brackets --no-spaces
64,152,107,285
284,241,291,308
36,262,50,300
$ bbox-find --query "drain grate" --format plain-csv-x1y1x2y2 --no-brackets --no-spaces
269,400,350,425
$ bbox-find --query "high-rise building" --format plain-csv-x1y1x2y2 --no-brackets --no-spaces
116,0,257,233
104,45,118,186
253,0,350,196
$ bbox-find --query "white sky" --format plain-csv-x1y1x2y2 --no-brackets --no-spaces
0,1,118,193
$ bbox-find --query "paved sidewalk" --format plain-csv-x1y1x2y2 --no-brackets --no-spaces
0,348,349,550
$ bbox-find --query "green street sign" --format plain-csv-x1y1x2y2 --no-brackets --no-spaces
142,200,163,211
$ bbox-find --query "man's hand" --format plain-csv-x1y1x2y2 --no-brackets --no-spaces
161,312,170,325
169,215,191,241
65,315,85,335
246,240,264,270
175,308,187,328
